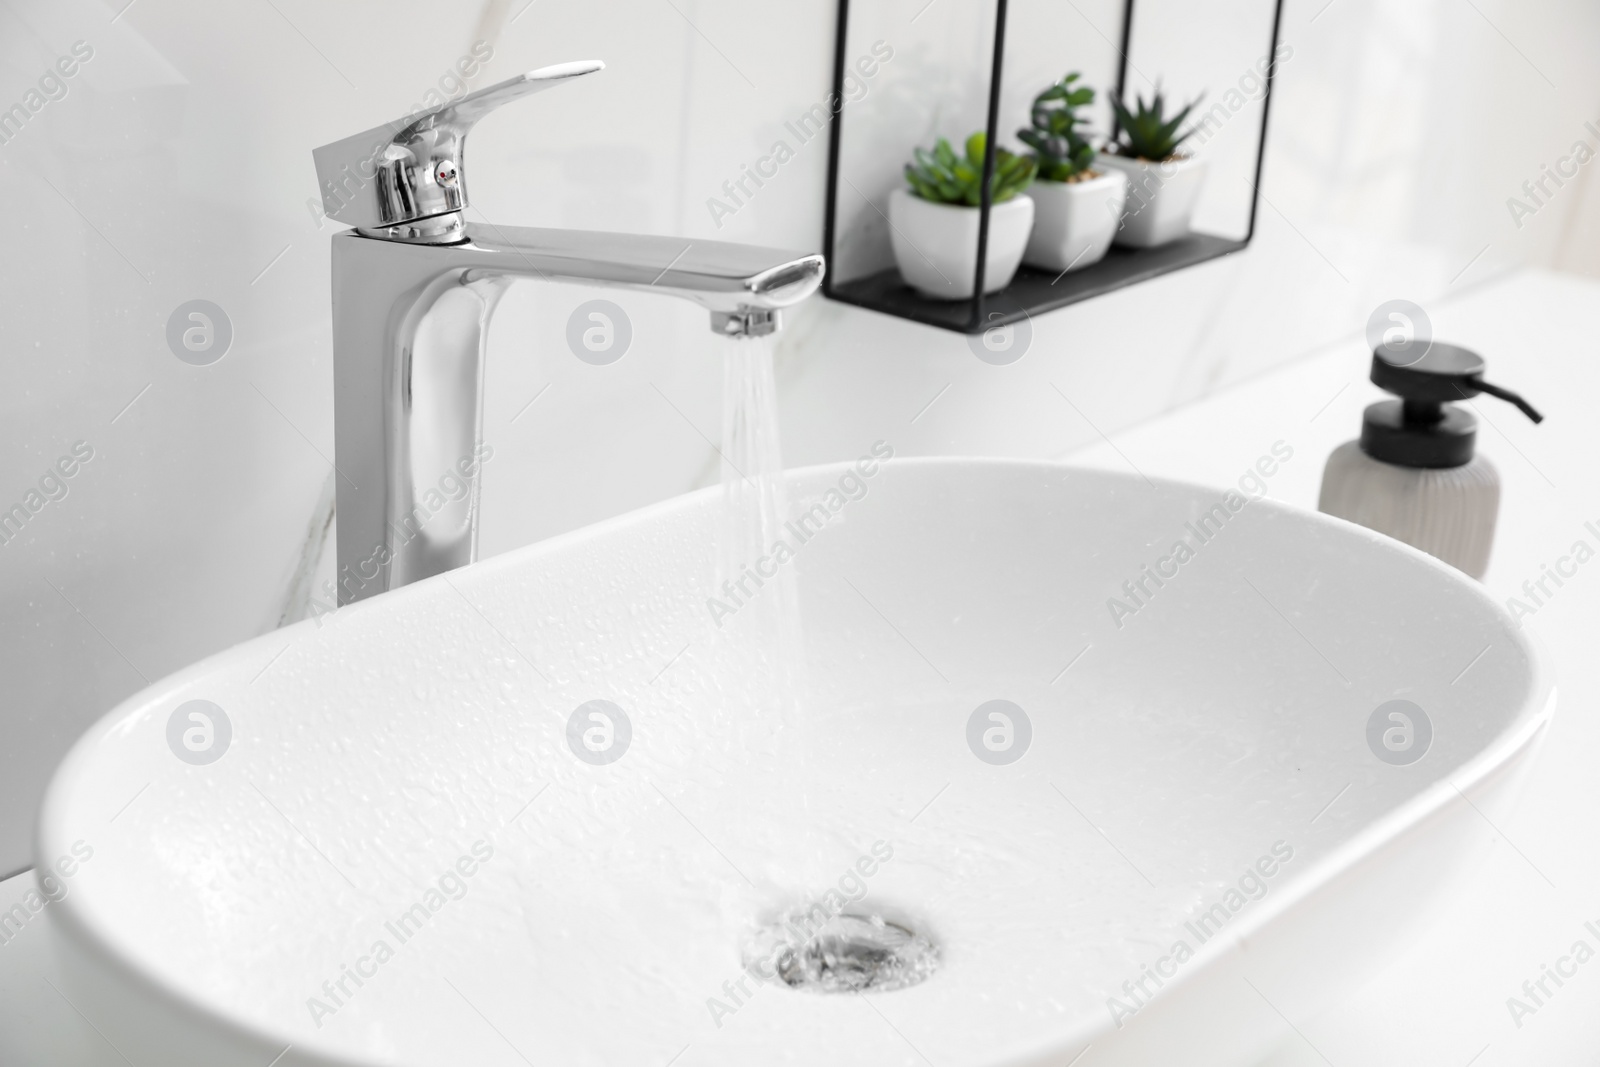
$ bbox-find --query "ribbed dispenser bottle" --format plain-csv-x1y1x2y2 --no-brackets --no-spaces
1318,342,1543,579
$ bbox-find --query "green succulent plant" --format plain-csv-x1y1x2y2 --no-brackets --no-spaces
904,132,1036,206
1017,72,1098,182
1109,86,1202,162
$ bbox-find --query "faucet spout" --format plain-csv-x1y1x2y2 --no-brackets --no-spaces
328,222,824,606
454,222,824,315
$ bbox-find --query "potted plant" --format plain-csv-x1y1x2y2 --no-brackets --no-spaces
1096,87,1206,248
1016,73,1128,274
890,132,1036,300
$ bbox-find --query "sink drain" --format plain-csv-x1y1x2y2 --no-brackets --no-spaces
744,911,939,994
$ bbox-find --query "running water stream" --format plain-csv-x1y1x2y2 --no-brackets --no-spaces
717,333,804,698
716,334,939,992
716,335,816,868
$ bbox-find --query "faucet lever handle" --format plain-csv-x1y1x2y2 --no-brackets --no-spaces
313,60,605,233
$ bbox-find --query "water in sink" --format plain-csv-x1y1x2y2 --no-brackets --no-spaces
744,909,940,994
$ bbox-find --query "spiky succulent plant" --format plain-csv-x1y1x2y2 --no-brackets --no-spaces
904,132,1036,206
1017,72,1098,182
1109,87,1201,162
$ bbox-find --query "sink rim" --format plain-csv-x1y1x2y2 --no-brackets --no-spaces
33,456,1557,1065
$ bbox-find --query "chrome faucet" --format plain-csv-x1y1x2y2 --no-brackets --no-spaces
313,61,824,605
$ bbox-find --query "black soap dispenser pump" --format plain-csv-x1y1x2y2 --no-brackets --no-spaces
1318,343,1543,579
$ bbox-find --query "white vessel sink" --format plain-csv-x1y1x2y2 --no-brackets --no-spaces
36,459,1552,1067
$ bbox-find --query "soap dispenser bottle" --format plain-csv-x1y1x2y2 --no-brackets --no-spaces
1318,342,1543,579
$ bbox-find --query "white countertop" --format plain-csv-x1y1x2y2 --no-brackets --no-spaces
4,267,1596,1066
1062,266,1600,1065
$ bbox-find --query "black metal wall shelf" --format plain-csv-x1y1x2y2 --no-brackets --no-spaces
829,234,1246,332
821,0,1286,335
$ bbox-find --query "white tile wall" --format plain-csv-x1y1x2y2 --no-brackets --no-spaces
0,0,1596,878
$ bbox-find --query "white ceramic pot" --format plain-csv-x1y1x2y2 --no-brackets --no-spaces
887,188,1034,300
1095,152,1209,248
1020,169,1128,274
